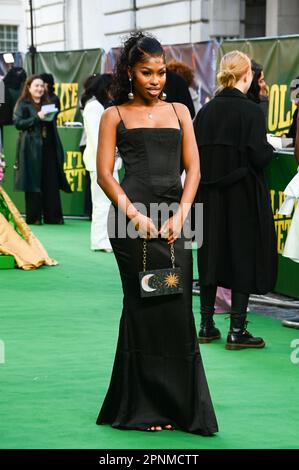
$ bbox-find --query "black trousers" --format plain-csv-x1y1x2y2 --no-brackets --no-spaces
25,145,63,224
200,285,249,315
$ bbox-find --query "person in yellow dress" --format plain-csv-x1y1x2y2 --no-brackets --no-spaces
0,157,57,269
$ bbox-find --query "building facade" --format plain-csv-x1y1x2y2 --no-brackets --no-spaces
0,0,298,53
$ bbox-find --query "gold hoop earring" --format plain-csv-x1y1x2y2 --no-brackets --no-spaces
128,77,134,100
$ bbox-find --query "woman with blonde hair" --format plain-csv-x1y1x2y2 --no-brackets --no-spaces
194,50,277,350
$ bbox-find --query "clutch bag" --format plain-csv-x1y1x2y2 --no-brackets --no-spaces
139,240,183,298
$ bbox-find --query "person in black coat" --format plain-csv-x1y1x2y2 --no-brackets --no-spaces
194,50,277,350
0,67,27,148
165,69,195,118
246,60,269,124
13,75,71,225
0,67,27,126
39,73,61,116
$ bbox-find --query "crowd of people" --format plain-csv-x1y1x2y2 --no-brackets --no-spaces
1,31,299,434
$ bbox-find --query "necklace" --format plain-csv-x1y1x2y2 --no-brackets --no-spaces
140,100,160,120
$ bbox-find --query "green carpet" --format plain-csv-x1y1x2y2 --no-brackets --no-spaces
1,220,298,449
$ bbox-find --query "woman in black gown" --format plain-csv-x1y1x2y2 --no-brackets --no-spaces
96,32,218,435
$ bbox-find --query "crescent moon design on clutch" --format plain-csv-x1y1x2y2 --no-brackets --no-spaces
141,274,156,292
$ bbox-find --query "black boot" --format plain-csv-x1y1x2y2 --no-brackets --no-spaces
226,314,265,350
198,310,221,344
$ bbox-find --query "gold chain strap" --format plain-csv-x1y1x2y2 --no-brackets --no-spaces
170,243,175,268
143,240,147,272
142,240,175,272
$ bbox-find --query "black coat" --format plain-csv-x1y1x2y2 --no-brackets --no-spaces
287,108,298,141
13,99,70,193
194,87,277,294
165,70,195,118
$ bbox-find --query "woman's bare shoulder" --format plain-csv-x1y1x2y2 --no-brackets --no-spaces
101,106,121,125
171,102,192,123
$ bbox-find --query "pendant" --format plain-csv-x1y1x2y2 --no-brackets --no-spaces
148,113,153,119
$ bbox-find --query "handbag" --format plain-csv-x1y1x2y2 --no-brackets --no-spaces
139,240,183,298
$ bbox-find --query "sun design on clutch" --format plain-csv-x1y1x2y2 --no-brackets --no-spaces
164,273,179,288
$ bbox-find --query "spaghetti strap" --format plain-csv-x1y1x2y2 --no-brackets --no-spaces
171,103,182,128
115,106,123,122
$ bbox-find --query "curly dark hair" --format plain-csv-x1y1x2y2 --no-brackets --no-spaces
111,31,165,105
81,73,113,109
39,73,55,95
247,60,263,103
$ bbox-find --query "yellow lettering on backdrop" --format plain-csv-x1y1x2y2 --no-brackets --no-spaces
271,189,286,219
268,84,279,132
270,189,275,216
275,220,284,253
76,168,85,192
64,169,86,192
53,82,79,125
63,151,86,192
64,151,73,171
278,85,291,129
70,84,78,108
56,109,77,126
275,219,292,254
270,188,293,253
60,83,70,110
278,191,286,219
53,83,59,95
268,83,294,134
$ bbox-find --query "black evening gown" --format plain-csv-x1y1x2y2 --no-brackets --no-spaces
96,106,218,435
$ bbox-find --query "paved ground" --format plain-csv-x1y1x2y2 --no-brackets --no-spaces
249,292,299,320
192,284,299,321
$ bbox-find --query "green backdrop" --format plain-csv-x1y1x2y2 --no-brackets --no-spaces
220,36,299,135
265,150,299,298
24,49,105,125
2,125,86,216
2,37,299,297
3,127,299,298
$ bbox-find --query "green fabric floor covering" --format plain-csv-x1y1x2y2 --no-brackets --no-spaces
0,220,298,449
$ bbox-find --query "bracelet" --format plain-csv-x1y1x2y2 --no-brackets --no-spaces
127,205,139,219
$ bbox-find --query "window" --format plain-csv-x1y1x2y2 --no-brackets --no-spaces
245,0,266,38
0,25,18,52
213,36,240,43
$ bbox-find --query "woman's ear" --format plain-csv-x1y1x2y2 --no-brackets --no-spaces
245,68,251,83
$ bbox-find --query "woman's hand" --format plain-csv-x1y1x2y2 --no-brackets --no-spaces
37,111,45,120
133,212,158,240
159,211,184,245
